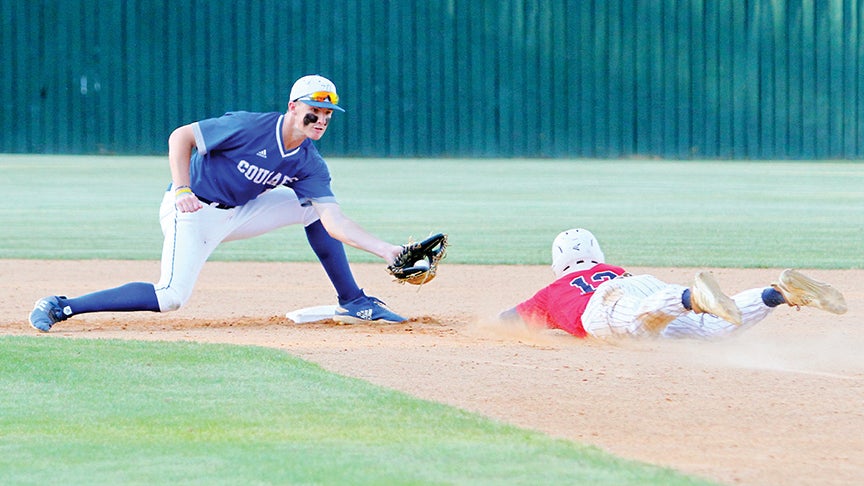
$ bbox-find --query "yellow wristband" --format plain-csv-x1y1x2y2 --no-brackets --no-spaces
175,186,193,196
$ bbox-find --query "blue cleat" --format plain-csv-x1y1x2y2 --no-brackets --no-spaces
334,292,406,324
29,296,71,332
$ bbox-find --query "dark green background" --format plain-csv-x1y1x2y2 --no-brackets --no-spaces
3,0,864,159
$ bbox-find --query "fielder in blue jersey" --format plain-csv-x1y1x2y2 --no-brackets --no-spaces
29,75,407,331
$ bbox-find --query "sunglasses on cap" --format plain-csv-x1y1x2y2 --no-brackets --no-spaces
294,91,339,105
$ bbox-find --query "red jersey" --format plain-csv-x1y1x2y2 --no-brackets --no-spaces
515,263,627,337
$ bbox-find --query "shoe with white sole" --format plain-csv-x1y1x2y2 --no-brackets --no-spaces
334,292,406,324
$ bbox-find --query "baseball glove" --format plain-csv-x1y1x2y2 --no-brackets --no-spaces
388,233,448,285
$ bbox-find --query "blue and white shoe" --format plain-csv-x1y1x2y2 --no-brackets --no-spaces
334,292,406,324
29,296,71,332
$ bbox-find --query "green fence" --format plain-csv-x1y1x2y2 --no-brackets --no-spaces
2,0,863,158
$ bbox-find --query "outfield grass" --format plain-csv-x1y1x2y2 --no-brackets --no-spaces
1,154,861,268
0,336,712,485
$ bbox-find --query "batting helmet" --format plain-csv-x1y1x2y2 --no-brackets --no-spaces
551,228,605,278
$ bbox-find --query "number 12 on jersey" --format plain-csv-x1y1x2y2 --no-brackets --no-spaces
569,270,620,294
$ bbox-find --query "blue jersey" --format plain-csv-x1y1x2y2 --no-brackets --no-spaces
189,111,336,207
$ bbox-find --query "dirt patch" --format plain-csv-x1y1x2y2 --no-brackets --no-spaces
2,260,862,486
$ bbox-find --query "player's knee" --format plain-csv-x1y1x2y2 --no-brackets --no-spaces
303,209,320,226
155,286,191,312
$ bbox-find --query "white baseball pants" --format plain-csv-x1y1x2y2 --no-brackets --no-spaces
154,187,319,311
581,274,773,339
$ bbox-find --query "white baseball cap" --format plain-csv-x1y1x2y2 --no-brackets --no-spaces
289,75,345,112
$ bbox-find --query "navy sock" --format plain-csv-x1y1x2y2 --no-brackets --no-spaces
761,287,786,307
304,220,363,304
64,282,161,315
681,289,693,310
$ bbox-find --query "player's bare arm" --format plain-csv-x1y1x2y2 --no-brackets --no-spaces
167,124,202,213
312,201,402,264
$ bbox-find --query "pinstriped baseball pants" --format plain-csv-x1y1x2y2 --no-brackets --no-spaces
582,274,772,340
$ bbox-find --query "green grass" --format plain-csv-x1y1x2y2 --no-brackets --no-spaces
1,154,861,268
0,336,712,485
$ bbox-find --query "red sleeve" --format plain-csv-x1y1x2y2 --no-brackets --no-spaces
515,287,555,329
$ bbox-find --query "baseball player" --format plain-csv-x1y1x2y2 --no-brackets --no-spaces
30,75,407,332
499,228,848,339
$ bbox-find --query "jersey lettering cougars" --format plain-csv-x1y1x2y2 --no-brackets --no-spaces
236,160,300,186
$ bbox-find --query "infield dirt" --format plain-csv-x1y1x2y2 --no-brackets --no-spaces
2,259,862,486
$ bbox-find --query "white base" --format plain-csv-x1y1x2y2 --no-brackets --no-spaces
285,304,338,323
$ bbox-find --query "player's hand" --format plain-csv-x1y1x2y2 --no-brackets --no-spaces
175,191,203,213
384,245,404,266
